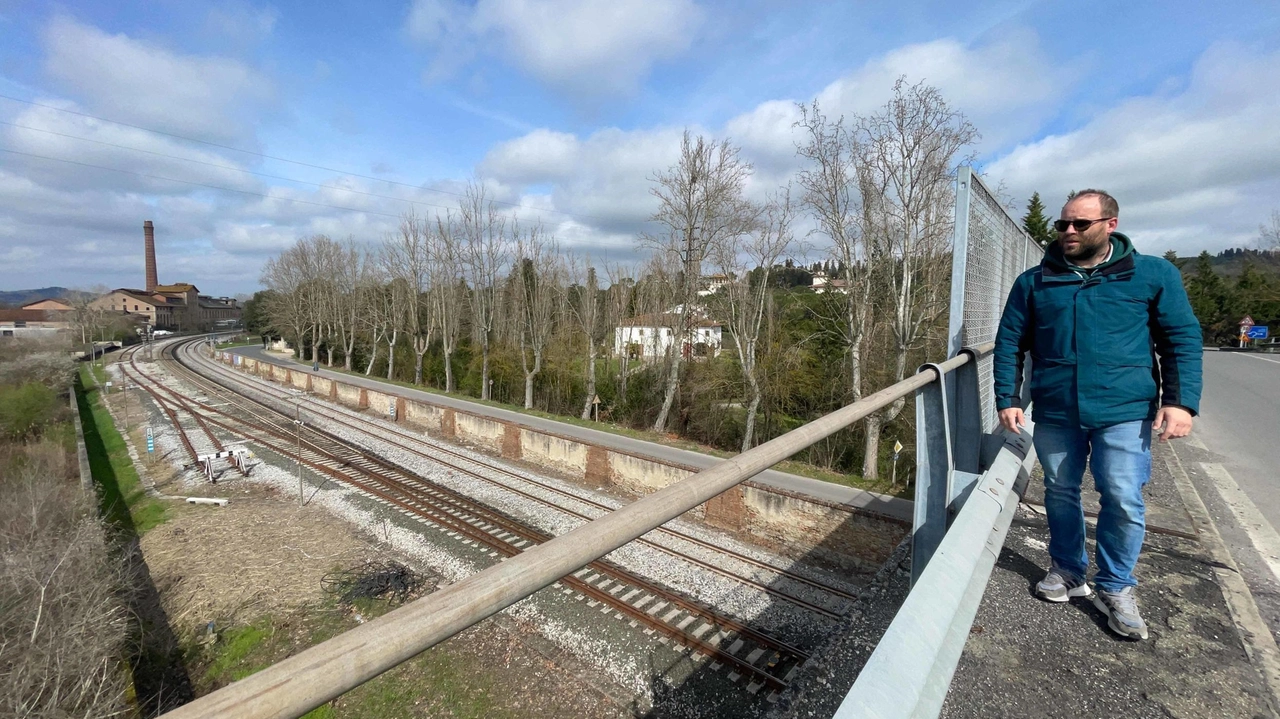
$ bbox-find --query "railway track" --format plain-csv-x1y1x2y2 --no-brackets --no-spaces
180,343,859,618
118,337,828,697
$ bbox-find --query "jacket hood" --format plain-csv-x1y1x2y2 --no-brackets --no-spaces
1043,231,1135,272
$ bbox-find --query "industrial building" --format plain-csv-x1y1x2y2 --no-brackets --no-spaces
90,220,242,331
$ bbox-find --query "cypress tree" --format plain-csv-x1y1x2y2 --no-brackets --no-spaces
1022,192,1054,247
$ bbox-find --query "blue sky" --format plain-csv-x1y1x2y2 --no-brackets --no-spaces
1,0,1278,294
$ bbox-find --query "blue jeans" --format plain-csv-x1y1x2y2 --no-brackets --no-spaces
1033,420,1152,592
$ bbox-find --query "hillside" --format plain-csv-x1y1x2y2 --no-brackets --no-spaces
0,287,69,308
1171,249,1280,278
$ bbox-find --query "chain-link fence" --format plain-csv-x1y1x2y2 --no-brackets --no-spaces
946,167,1045,432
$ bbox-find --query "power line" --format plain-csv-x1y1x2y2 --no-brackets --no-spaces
0,92,600,222
0,146,409,220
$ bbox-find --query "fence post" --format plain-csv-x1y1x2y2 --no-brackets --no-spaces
912,364,953,585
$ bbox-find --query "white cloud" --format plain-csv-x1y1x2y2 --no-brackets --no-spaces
42,16,275,145
985,42,1280,255
476,31,1063,251
406,0,702,101
814,29,1062,154
2,101,262,195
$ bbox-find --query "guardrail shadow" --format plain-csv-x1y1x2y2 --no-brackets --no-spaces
76,373,194,716
624,498,912,719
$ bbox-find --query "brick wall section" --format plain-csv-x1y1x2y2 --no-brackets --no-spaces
585,445,611,484
441,408,456,438
358,388,368,409
396,397,406,423
704,486,746,532
502,423,522,460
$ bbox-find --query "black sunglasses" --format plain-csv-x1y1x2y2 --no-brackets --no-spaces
1054,217,1113,233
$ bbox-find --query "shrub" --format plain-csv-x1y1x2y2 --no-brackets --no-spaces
0,383,61,440
0,441,130,717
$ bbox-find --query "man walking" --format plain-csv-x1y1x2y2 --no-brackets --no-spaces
993,189,1202,640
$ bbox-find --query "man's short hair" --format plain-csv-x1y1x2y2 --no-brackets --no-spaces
1068,189,1119,218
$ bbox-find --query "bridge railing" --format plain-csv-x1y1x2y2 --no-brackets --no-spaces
160,342,995,719
832,166,1044,717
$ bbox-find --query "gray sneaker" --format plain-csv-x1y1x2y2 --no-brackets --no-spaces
1093,586,1149,640
1035,567,1093,603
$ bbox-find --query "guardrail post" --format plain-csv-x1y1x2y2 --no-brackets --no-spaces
947,347,984,515
912,364,953,585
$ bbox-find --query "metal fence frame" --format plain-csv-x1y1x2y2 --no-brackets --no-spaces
842,166,1045,717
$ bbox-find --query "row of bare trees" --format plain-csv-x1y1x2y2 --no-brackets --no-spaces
256,78,975,480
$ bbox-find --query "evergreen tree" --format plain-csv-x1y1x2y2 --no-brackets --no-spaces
1186,251,1229,341
1022,192,1054,248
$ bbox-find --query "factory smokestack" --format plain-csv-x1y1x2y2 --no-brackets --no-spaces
144,220,158,292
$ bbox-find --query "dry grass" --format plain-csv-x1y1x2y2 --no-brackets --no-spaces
0,440,131,718
141,485,376,635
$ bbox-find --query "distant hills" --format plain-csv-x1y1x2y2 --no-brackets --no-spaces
1171,249,1280,278
0,287,69,308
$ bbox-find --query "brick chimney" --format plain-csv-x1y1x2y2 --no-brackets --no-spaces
144,220,158,292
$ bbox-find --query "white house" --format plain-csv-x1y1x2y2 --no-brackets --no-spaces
696,273,732,297
810,271,849,294
613,313,723,360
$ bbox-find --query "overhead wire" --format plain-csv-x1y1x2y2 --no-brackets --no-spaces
0,92,599,222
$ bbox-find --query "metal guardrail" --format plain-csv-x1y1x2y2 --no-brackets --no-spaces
160,342,985,719
834,420,1036,718
833,166,1043,717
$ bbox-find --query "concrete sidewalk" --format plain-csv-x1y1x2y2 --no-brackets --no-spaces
939,439,1276,719
226,345,912,523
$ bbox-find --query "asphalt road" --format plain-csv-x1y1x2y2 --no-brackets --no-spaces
1194,350,1280,527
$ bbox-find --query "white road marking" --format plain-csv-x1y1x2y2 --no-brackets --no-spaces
1202,462,1280,586
1186,433,1207,451
1238,353,1280,365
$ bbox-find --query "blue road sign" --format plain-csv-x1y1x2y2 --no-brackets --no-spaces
1247,326,1269,339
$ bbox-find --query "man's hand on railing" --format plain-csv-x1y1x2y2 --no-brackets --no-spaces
999,407,1026,435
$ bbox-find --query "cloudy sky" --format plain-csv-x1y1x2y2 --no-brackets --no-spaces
1,0,1278,295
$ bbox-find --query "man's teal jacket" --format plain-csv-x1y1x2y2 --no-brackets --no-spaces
993,232,1203,429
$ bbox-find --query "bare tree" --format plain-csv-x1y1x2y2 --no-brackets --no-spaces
460,183,509,400
383,213,434,385
647,130,757,432
795,101,876,462
360,279,393,376
710,189,794,450
513,224,563,410
261,241,315,359
331,239,373,371
433,213,465,392
1261,210,1280,252
855,78,977,479
568,258,605,419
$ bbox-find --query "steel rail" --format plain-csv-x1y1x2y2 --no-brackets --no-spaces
158,340,988,719
124,347,225,454
156,341,809,687
185,342,856,614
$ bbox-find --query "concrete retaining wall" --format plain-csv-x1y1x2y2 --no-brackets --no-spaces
221,354,908,569
455,413,505,452
335,383,363,409
519,429,588,477
404,399,443,431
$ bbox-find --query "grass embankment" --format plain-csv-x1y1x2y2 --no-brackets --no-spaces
77,363,168,533
242,350,903,496
193,597,513,719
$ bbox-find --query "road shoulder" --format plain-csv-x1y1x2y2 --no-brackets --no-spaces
940,440,1277,718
